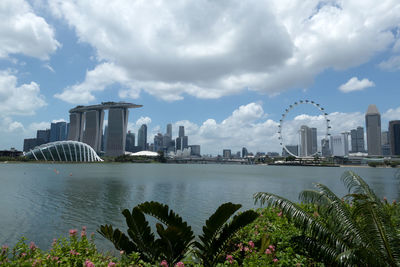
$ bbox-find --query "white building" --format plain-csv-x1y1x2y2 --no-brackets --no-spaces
330,133,349,157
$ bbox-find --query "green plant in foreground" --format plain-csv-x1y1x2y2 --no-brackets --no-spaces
254,170,400,266
99,201,258,266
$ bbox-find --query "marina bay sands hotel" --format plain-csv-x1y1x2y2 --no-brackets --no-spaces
68,102,142,156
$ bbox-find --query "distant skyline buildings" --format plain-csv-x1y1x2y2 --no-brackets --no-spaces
389,120,400,156
350,126,365,153
366,104,382,156
137,124,147,151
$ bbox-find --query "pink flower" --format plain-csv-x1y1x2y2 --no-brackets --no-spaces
29,241,37,251
69,229,78,236
269,245,275,252
265,249,272,254
244,246,249,252
85,260,95,267
226,255,234,264
254,225,259,229
108,262,116,267
248,241,255,248
160,260,168,267
277,211,283,217
175,262,184,267
273,258,279,263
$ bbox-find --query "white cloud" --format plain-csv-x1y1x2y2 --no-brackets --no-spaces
51,119,66,123
0,71,47,115
379,55,400,71
136,116,152,127
0,0,60,60
50,0,400,103
383,106,400,121
338,77,375,93
0,116,25,133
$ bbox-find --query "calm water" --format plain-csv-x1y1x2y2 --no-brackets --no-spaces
0,163,399,252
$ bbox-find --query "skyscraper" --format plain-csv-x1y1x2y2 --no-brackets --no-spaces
106,108,128,156
242,147,248,158
330,133,349,157
166,124,172,137
300,125,312,156
137,124,147,151
389,120,400,156
154,133,163,152
321,138,331,157
350,126,365,153
36,129,50,146
179,126,184,138
50,121,67,142
310,127,317,155
381,131,391,156
125,131,135,152
365,104,382,156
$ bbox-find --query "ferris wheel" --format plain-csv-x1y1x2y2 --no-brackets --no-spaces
278,100,331,158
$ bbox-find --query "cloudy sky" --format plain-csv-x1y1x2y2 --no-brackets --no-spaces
1,0,399,155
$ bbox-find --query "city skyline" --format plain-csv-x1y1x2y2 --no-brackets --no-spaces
0,1,400,155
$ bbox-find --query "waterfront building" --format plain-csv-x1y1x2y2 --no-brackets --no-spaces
24,141,103,162
189,145,201,156
37,129,50,146
223,149,231,158
125,131,135,152
242,147,248,158
350,126,365,152
311,128,318,155
23,138,37,152
282,145,298,157
137,124,147,151
154,133,163,152
166,124,172,137
68,102,142,156
330,133,349,157
389,120,400,156
50,121,67,142
366,104,382,156
0,148,23,157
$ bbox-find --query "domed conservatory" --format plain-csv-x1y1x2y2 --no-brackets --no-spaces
24,141,103,162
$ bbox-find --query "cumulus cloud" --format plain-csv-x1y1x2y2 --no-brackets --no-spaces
0,71,47,115
50,0,400,103
136,116,152,127
0,116,25,133
383,106,400,121
338,77,375,93
0,0,59,60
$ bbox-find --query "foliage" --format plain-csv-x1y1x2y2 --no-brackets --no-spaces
254,171,400,266
99,201,258,266
0,227,144,266
194,203,259,266
0,156,31,162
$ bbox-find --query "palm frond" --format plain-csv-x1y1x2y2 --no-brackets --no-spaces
98,224,137,255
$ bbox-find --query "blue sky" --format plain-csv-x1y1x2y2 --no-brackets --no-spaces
0,0,399,155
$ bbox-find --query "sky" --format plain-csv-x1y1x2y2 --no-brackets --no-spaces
0,0,399,155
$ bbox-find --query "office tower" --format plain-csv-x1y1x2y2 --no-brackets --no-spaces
242,147,248,158
125,131,135,152
179,126,184,138
310,127,317,154
36,129,50,146
50,121,67,142
83,109,104,152
381,131,391,156
166,124,172,137
300,125,312,156
366,104,382,155
282,145,298,157
176,137,182,151
223,149,231,158
23,138,37,151
189,145,201,156
154,133,163,152
137,124,147,151
68,112,85,141
330,133,349,157
106,108,129,156
321,138,331,157
351,126,365,152
389,120,400,156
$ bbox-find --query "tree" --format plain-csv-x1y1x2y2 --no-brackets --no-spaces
254,171,400,266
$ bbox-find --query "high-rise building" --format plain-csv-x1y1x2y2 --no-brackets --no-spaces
125,131,135,152
179,126,185,138
381,131,391,156
50,121,67,142
300,125,312,156
389,120,400,156
223,149,231,158
350,126,365,152
154,133,163,152
366,104,382,156
321,138,331,157
36,129,50,146
23,138,37,152
137,124,147,151
242,147,248,158
106,108,128,156
310,128,317,155
166,124,172,137
189,145,201,156
330,133,349,157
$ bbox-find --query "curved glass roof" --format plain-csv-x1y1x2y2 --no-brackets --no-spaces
24,141,103,162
